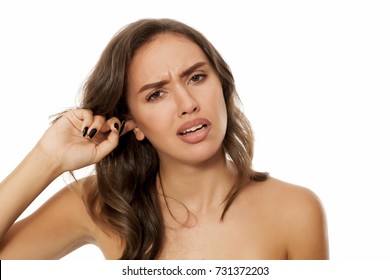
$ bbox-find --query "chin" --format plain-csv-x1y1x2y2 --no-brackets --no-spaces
183,146,225,166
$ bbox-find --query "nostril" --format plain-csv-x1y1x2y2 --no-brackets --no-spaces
181,106,198,116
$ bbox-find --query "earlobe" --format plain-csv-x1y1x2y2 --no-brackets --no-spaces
133,127,145,141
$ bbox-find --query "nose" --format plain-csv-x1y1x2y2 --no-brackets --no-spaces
175,85,200,117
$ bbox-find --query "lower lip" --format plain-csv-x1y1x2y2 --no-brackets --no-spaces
178,125,212,144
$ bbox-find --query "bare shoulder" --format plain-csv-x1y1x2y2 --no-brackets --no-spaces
66,175,103,237
64,175,99,233
67,175,97,204
69,175,124,259
263,177,324,211
242,177,325,212
241,177,329,259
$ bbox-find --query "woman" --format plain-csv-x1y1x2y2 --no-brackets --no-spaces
0,18,328,259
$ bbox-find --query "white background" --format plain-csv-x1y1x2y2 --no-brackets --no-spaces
0,0,389,261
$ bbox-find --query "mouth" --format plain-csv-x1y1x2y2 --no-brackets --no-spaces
179,124,208,136
176,118,212,142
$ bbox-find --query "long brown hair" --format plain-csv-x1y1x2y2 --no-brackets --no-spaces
81,18,268,259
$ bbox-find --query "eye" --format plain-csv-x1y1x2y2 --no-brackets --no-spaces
188,73,207,84
146,89,166,102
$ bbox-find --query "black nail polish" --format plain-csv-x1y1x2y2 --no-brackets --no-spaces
119,120,126,135
82,127,89,137
114,122,119,131
88,128,97,139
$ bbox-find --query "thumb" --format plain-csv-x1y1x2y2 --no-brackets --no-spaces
94,123,120,162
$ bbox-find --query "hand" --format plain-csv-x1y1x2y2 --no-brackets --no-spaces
35,109,134,173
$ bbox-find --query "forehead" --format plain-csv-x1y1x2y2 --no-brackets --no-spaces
128,33,208,83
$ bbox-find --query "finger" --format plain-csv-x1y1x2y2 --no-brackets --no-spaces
94,125,120,162
86,115,106,139
100,117,121,134
68,109,94,136
119,119,137,136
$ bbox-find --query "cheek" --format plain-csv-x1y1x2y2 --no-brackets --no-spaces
218,98,228,133
128,95,174,144
212,89,228,134
134,108,172,141
209,87,227,118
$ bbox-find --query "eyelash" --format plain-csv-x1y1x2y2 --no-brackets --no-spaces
146,89,166,102
145,72,207,102
189,72,207,84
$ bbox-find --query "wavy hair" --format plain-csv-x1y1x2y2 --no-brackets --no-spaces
80,18,268,259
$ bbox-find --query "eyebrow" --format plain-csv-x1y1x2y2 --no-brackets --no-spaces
137,61,207,94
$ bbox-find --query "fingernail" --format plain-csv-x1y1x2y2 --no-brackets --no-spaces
82,127,89,137
88,128,97,139
114,122,119,131
119,120,126,135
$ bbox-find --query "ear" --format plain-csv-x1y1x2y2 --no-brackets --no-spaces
122,116,145,141
133,126,145,141
119,119,144,140
119,119,135,136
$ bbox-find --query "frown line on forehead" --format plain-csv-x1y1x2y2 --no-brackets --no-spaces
136,61,207,94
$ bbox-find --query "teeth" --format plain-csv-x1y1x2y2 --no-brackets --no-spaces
180,124,206,135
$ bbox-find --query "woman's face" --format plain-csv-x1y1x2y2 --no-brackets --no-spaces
127,33,227,165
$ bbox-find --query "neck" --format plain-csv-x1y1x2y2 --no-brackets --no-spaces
157,151,236,215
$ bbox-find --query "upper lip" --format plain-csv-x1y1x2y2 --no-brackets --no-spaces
177,118,211,135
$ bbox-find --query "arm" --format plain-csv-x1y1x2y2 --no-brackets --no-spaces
0,146,61,241
0,109,133,258
0,179,97,259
